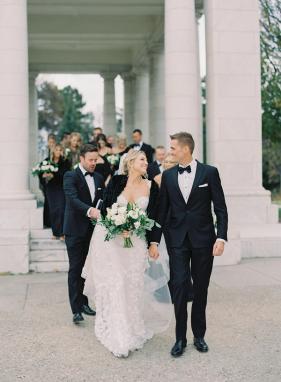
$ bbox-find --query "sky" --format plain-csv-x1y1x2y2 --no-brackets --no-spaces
37,16,206,126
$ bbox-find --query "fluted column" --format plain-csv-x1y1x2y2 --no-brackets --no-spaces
122,72,135,140
149,44,165,147
0,0,32,200
133,66,150,142
29,72,41,198
165,0,202,158
205,0,279,264
102,73,117,136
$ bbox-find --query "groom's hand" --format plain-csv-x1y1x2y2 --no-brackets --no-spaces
88,208,100,220
213,241,225,256
149,244,159,260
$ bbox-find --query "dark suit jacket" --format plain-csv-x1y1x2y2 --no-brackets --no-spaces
63,167,105,237
101,175,159,243
147,161,161,180
151,161,228,248
128,143,155,163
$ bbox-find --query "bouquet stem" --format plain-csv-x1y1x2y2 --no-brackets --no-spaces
123,237,133,248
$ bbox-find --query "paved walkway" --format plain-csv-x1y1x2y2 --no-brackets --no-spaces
1,258,281,382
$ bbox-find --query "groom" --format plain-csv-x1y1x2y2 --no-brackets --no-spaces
63,144,105,324
149,132,228,357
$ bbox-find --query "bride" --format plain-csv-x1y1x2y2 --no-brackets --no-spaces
83,150,172,358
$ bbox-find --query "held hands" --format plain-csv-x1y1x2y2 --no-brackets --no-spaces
89,207,100,220
213,241,225,256
148,243,159,260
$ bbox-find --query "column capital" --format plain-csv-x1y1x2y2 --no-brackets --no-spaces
132,64,149,76
120,72,136,82
100,72,117,81
147,40,164,57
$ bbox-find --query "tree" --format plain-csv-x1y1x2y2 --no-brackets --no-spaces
37,81,94,142
260,0,281,191
59,86,94,142
37,82,64,134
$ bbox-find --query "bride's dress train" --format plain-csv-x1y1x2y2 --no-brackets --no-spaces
82,193,172,357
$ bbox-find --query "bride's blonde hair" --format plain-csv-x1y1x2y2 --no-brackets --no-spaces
121,150,146,176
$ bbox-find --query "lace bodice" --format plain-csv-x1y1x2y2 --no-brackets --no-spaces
117,194,149,211
116,180,151,211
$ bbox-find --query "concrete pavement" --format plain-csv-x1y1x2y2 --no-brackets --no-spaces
0,258,281,382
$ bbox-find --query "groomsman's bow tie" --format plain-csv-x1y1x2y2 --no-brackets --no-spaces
178,165,191,174
84,171,94,177
134,144,141,148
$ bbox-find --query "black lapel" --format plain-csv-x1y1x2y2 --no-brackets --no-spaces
171,165,187,206
186,160,205,204
76,167,92,203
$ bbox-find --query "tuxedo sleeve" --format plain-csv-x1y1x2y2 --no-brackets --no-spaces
150,172,170,243
63,172,91,216
209,167,228,241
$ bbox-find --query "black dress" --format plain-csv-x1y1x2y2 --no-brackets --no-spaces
95,155,112,182
41,158,71,237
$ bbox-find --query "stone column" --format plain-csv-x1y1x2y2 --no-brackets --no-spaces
102,73,117,136
133,66,150,142
0,0,41,274
122,72,135,141
165,0,202,158
29,72,41,199
205,0,280,265
149,44,165,147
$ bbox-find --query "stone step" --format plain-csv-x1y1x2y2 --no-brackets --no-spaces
30,229,53,239
241,224,281,258
30,239,66,251
30,261,68,273
30,249,67,263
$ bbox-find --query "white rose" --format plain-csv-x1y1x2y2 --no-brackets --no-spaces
43,160,48,165
118,206,127,215
114,215,126,226
134,221,141,229
128,210,138,219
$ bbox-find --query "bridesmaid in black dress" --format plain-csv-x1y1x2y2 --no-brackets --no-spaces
40,144,71,240
95,134,112,185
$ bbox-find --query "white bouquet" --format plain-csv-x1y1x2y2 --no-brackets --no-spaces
96,202,156,248
106,154,120,166
32,160,59,177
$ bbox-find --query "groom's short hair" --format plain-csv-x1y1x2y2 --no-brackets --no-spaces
80,144,98,157
170,132,195,154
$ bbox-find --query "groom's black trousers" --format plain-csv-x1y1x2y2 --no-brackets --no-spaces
169,234,214,341
65,231,92,314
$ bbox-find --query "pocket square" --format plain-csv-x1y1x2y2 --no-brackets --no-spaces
97,187,102,190
198,183,208,188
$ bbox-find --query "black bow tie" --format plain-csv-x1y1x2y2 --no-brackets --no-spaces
85,171,94,177
178,165,191,174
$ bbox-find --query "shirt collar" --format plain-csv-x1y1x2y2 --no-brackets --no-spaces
179,159,197,171
79,163,87,175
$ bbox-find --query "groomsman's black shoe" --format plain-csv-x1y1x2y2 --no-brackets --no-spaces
193,337,209,352
81,305,96,316
170,340,187,357
73,313,84,324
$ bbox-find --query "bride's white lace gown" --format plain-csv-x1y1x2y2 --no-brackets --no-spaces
83,192,172,357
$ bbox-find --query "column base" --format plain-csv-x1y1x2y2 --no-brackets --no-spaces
214,189,281,266
0,198,43,274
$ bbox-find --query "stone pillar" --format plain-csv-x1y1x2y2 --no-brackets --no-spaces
149,44,165,147
205,0,280,265
29,72,41,200
0,0,41,274
165,0,202,158
133,66,150,142
122,72,135,141
102,73,117,136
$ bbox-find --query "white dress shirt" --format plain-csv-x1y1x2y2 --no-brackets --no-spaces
79,164,95,217
178,159,197,203
133,141,143,151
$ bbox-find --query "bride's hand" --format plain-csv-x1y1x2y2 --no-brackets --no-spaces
122,230,130,238
149,244,159,260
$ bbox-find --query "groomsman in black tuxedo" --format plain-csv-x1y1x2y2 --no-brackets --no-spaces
147,145,166,181
149,132,228,357
63,144,105,324
128,129,155,163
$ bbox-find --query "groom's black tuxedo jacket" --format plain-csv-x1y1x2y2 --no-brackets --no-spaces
63,167,105,237
151,161,228,248
101,175,159,243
